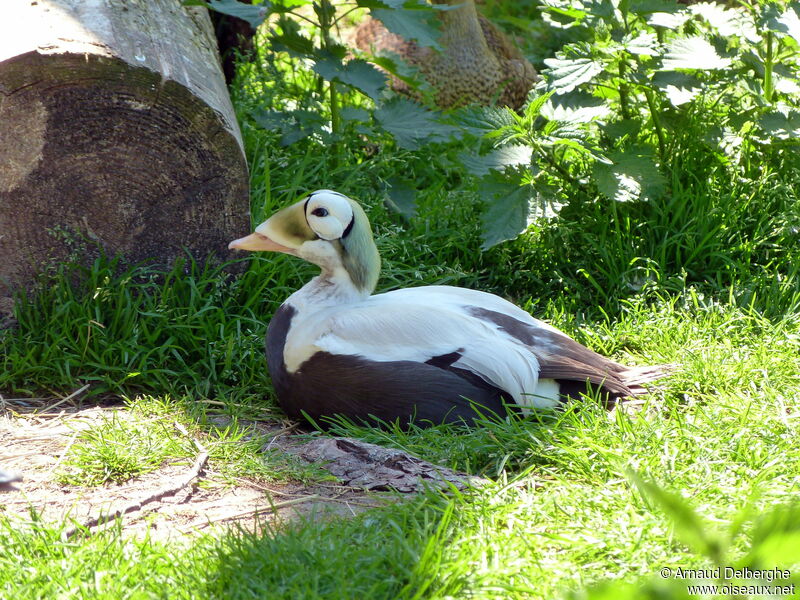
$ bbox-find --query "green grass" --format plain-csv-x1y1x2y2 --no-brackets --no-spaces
0,515,197,600
2,6,800,598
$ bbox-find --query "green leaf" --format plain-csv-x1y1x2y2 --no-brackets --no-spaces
524,90,555,120
360,0,432,8
540,119,608,162
540,5,589,28
543,57,604,94
252,109,283,126
455,106,517,137
539,0,589,21
541,91,611,122
622,31,659,56
648,11,691,29
705,126,744,162
747,532,800,567
689,2,758,42
371,4,441,49
339,107,370,123
575,579,692,600
313,56,386,101
479,180,531,249
538,0,609,27
745,502,800,567
355,0,392,8
383,177,417,218
338,60,387,101
252,109,328,146
311,54,348,82
660,36,732,70
651,72,702,106
374,98,455,149
775,71,800,95
582,0,615,19
761,2,800,44
541,11,582,29
601,119,641,143
782,3,800,44
369,53,429,91
593,147,666,203
628,471,723,561
184,0,269,28
629,0,680,15
549,135,607,162
461,145,533,177
759,110,800,140
270,16,315,57
530,181,565,219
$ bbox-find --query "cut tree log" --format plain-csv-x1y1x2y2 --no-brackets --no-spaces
0,0,250,306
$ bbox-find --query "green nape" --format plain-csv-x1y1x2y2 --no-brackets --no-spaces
341,196,382,294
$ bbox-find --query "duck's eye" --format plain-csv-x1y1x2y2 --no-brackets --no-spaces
311,207,329,218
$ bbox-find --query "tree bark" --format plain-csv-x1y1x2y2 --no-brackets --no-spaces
292,437,489,493
0,0,250,303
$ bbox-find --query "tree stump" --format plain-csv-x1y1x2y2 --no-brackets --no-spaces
353,0,537,110
0,0,250,305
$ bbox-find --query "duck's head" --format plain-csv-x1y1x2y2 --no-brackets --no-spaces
229,190,381,295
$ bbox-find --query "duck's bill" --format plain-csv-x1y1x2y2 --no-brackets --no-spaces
228,232,294,254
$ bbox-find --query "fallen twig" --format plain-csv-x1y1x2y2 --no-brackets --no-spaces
48,429,81,475
38,384,91,414
232,478,309,497
263,422,300,450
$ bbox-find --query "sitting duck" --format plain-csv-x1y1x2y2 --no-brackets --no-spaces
229,190,667,426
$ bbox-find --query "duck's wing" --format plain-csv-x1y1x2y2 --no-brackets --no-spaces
384,286,637,397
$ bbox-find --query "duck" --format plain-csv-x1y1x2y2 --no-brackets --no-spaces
0,468,22,489
352,0,537,110
229,190,668,427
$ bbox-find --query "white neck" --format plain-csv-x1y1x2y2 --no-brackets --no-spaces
287,270,370,312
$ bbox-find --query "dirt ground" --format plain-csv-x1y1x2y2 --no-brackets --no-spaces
0,402,392,542
0,399,481,542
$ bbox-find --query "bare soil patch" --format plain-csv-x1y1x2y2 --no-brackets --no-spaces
0,402,480,542
0,405,387,541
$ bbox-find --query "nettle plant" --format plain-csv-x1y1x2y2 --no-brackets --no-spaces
190,0,457,155
464,0,800,247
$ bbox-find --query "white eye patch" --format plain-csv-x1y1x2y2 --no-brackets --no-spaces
305,190,354,240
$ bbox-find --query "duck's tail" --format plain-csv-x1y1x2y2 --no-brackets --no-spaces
619,363,677,397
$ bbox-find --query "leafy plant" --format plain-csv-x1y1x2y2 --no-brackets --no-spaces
458,92,615,248
189,0,458,161
460,0,800,247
